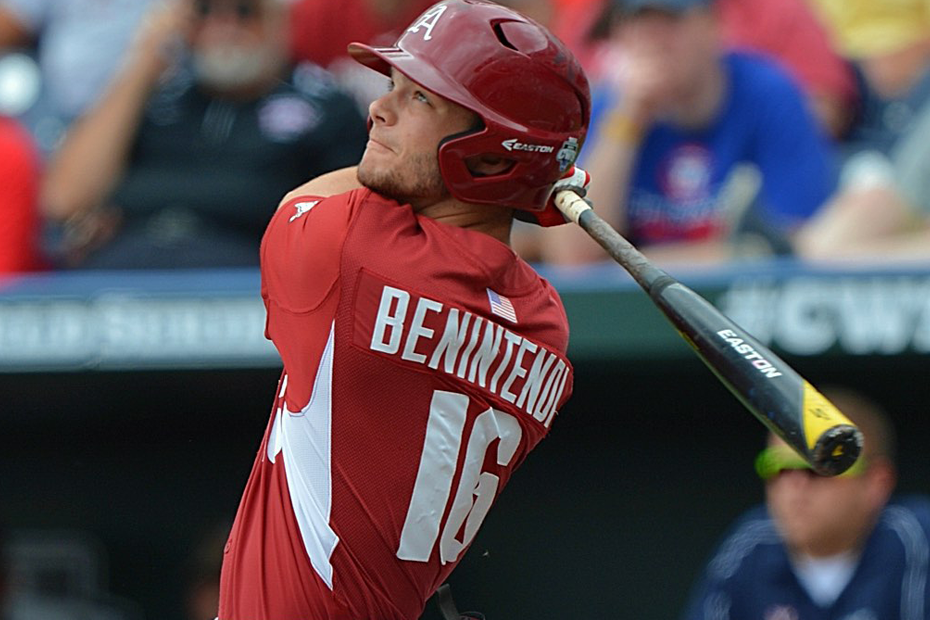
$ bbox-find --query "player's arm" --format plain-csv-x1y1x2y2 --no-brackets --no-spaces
278,166,361,207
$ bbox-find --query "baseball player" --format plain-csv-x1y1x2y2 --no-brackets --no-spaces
217,1,591,618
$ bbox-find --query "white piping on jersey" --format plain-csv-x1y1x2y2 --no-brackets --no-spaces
883,505,928,620
707,518,781,581
267,375,288,461
702,592,732,620
267,322,340,589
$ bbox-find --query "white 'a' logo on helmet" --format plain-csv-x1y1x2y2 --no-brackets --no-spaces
407,4,448,41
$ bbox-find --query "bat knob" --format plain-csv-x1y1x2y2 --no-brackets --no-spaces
810,425,864,476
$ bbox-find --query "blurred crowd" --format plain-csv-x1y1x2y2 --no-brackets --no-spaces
514,0,930,267
2,0,930,276
1,3,928,619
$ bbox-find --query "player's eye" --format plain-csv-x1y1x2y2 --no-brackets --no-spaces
386,79,395,92
414,91,430,104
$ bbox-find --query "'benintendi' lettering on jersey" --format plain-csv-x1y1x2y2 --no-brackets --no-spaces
354,271,568,427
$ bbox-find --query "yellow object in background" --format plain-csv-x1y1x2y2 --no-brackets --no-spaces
807,0,930,58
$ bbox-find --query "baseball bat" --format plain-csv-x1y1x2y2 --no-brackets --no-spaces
554,190,862,476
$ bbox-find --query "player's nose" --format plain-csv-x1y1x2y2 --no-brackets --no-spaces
368,93,394,127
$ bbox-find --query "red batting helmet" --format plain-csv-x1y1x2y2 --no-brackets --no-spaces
348,0,591,212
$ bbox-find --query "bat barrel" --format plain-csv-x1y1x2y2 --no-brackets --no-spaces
652,282,864,477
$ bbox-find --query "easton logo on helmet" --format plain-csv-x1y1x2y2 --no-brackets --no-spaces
406,4,448,41
502,138,555,153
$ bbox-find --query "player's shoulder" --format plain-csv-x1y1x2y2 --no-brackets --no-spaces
528,268,571,322
261,189,375,312
279,168,364,206
275,187,367,223
883,495,930,530
273,186,400,231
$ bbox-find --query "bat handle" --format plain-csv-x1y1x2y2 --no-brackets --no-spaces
554,190,671,293
553,188,593,225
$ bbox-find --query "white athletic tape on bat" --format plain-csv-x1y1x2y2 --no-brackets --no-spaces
554,190,591,224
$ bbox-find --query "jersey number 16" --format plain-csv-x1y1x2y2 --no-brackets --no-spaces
396,390,522,565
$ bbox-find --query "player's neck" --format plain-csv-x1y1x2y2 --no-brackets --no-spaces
416,198,513,246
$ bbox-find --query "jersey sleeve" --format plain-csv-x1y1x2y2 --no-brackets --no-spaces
260,190,360,314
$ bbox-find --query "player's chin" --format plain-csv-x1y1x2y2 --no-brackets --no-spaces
356,158,383,190
357,162,400,200
358,150,390,179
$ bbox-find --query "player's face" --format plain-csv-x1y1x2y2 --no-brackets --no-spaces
764,439,877,557
358,69,478,208
619,9,718,97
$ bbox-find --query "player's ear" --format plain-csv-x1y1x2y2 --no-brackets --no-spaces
463,154,515,178
865,457,897,507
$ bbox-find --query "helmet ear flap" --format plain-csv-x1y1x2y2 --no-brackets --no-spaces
438,129,551,208
436,121,515,188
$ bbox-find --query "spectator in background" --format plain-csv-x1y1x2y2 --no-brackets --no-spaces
806,0,930,156
790,1,930,263
520,0,837,267
287,0,606,114
0,114,43,275
287,0,435,112
680,387,930,620
714,0,857,140
583,0,858,139
40,0,368,270
794,108,930,263
0,0,156,154
496,0,606,72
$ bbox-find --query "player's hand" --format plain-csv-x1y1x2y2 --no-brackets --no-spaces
516,165,591,227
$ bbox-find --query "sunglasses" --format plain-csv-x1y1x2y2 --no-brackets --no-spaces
755,444,867,481
194,0,261,20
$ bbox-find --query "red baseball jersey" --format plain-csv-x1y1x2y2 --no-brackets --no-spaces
219,188,574,620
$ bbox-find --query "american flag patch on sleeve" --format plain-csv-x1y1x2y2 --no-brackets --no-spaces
487,288,517,323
